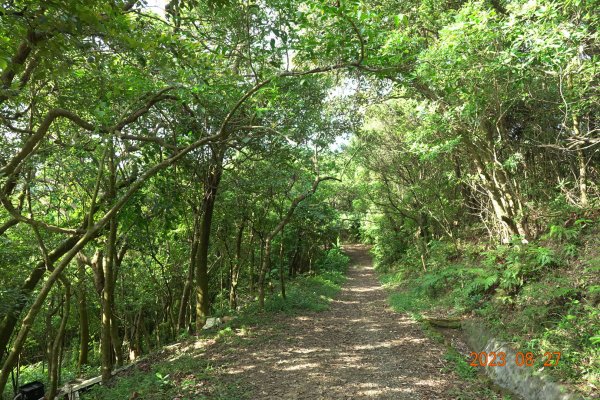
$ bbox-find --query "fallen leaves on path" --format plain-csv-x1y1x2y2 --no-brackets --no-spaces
203,244,499,399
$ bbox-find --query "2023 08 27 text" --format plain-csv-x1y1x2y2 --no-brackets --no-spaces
469,351,561,367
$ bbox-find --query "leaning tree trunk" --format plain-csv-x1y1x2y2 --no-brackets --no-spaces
0,235,81,363
465,126,529,242
48,277,70,400
473,153,526,241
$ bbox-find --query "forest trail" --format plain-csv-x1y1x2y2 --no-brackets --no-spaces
204,244,474,399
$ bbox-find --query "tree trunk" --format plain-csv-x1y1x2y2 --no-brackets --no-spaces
473,153,525,241
111,243,126,368
289,236,300,278
577,147,588,207
133,309,143,359
258,238,273,309
463,124,530,242
110,312,123,368
178,213,199,330
101,149,119,381
572,115,588,207
194,201,215,330
279,228,286,300
195,151,224,331
0,235,81,363
229,220,245,309
249,230,255,296
45,296,58,392
48,277,70,400
99,249,112,382
76,258,89,372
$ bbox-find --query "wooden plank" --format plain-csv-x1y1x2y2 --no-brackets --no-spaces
57,362,138,398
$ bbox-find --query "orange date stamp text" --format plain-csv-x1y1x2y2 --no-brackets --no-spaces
469,351,561,367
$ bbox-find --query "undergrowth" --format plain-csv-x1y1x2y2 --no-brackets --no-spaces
379,218,600,396
262,270,346,314
417,311,510,400
83,247,349,399
236,247,348,321
85,354,244,400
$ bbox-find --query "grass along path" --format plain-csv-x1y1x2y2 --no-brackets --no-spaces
198,244,503,399
87,245,505,399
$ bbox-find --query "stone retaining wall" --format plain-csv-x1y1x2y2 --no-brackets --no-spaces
461,319,584,400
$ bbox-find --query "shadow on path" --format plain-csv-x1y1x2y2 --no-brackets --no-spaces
204,244,468,399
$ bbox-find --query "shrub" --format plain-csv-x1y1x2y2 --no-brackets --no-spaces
316,247,350,272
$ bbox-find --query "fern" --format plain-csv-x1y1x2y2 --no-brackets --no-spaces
529,245,557,268
563,243,577,258
500,263,523,291
546,225,579,242
482,274,499,290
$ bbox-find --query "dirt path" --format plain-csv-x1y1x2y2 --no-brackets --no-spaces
205,245,472,399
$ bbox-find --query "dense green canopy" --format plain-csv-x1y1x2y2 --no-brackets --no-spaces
0,0,598,398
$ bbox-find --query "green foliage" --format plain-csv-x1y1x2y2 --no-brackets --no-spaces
87,249,348,399
0,0,599,396
443,349,477,381
262,270,346,314
529,246,556,268
85,355,243,400
387,290,432,316
155,372,172,389
546,225,580,243
379,220,599,391
315,247,350,273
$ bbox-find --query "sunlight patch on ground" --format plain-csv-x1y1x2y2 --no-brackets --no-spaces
404,337,428,344
289,347,330,354
333,299,360,305
413,378,450,388
356,382,416,396
225,364,257,375
167,353,185,362
352,339,405,350
346,286,380,293
163,339,214,362
281,362,321,371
